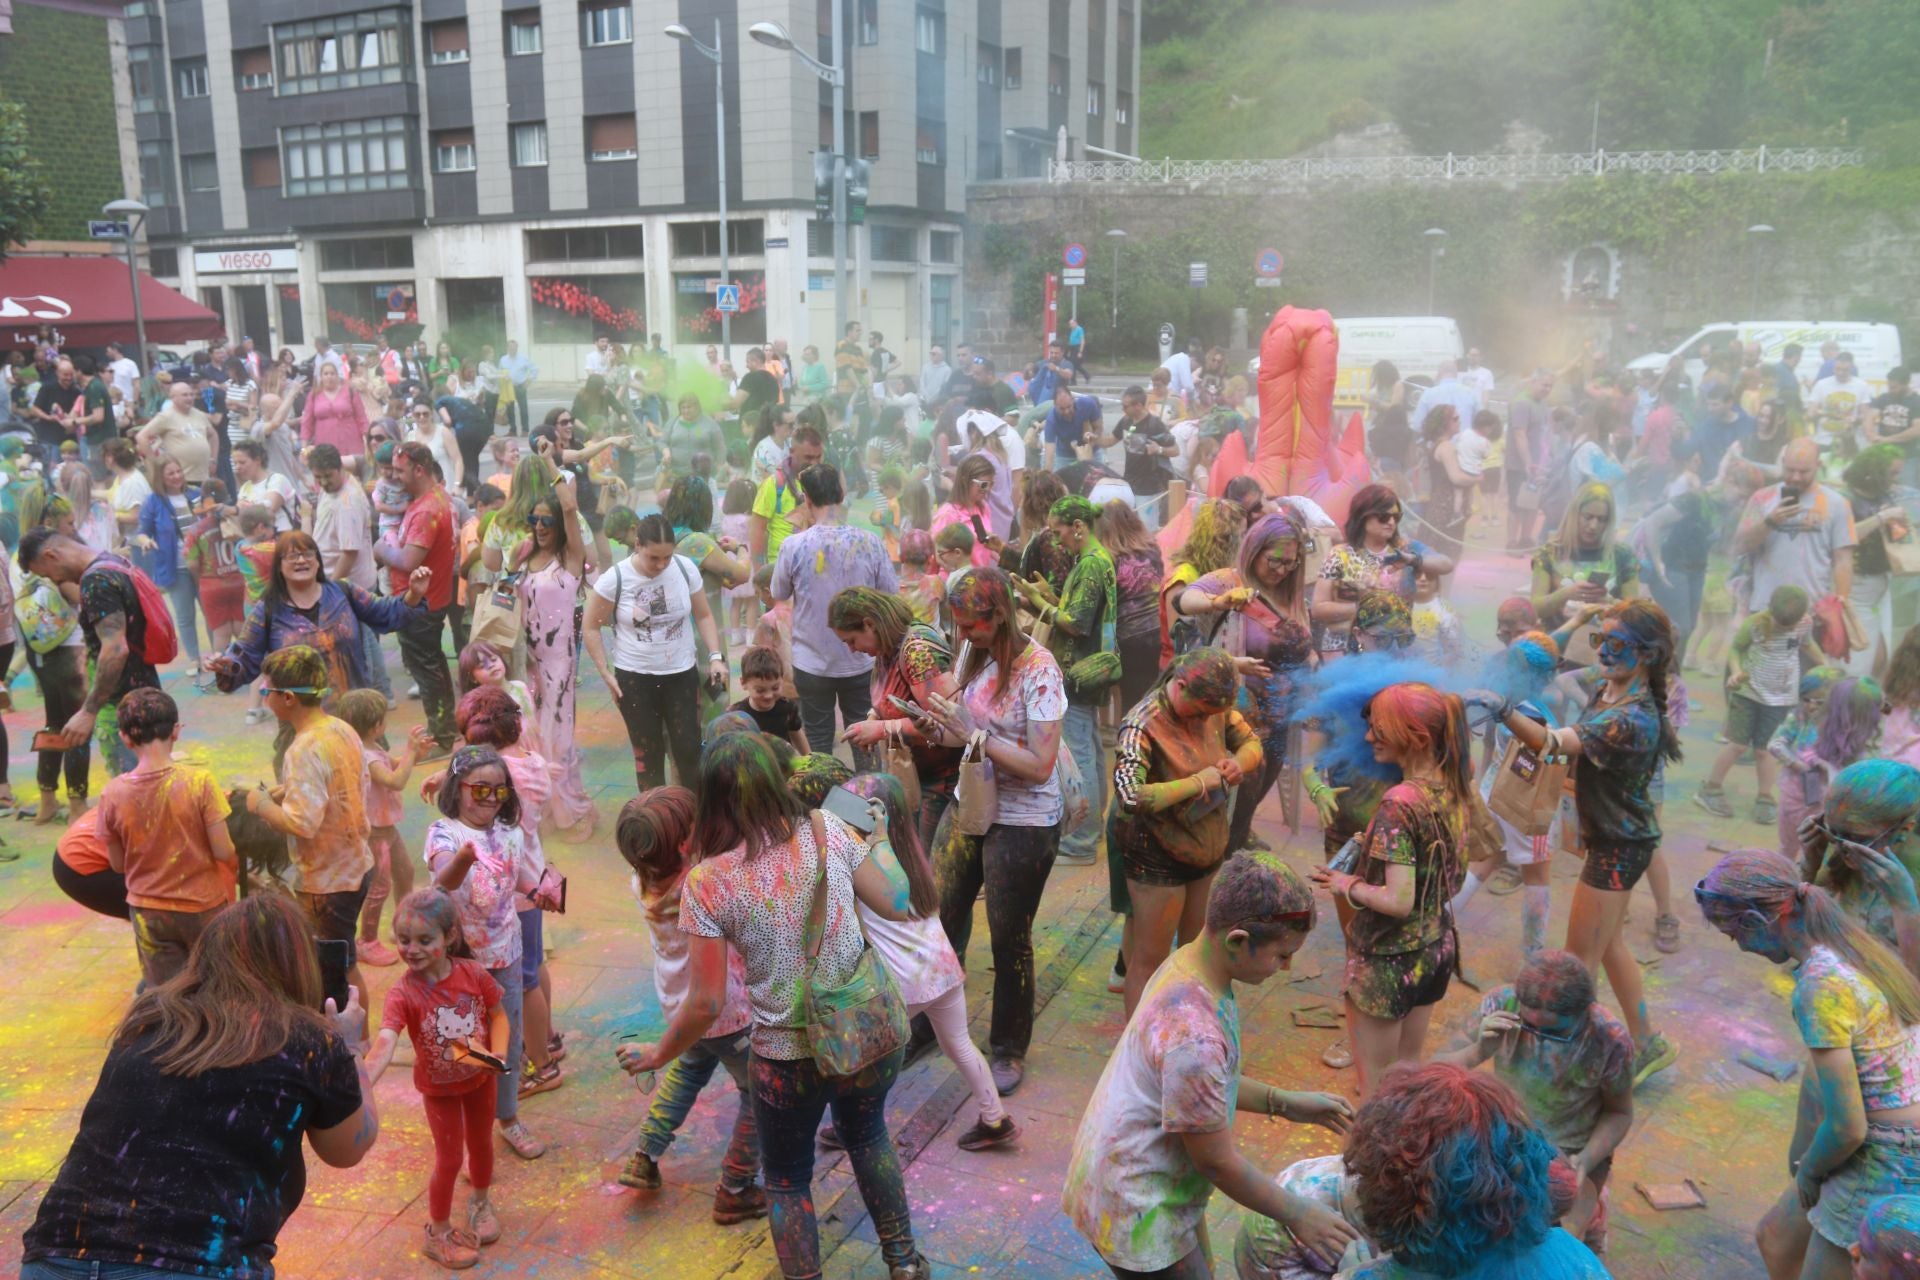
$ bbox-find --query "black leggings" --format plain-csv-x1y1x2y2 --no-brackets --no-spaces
53,856,129,918
1117,631,1160,715
453,417,492,495
27,644,87,799
614,665,702,790
933,816,1060,1060
1227,733,1286,855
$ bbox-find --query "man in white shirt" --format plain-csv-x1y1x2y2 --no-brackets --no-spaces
918,346,952,403
1462,347,1497,402
307,443,387,697
1808,350,1873,443
1160,349,1197,402
104,342,140,406
585,335,615,378
232,440,297,532
1409,362,1484,438
310,336,347,379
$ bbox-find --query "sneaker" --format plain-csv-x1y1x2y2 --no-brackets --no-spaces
423,1224,481,1270
408,683,423,700
1321,1038,1354,1070
1691,788,1734,819
1486,865,1525,896
889,1253,933,1280
1632,1032,1677,1087
1654,914,1682,955
1106,951,1127,994
1752,796,1778,825
712,1182,770,1225
498,1120,545,1160
467,1198,500,1246
357,938,400,967
518,1061,564,1099
243,708,269,726
991,1057,1025,1096
618,1150,661,1190
956,1115,1020,1151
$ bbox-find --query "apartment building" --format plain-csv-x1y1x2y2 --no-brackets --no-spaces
123,0,1139,378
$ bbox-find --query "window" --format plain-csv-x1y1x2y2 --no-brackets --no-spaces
175,58,209,99
580,3,631,47
1004,47,1021,89
427,20,469,64
1116,90,1132,126
930,230,958,263
278,282,304,345
586,114,637,161
872,225,916,262
149,247,179,278
1119,6,1135,48
236,47,274,90
1087,80,1103,117
280,116,413,196
857,0,877,45
274,9,410,96
976,42,998,85
915,119,944,165
511,122,548,167
806,218,835,257
433,128,475,173
323,281,416,344
674,269,765,343
858,111,879,160
669,220,765,257
318,236,414,271
137,138,174,204
531,273,647,343
182,153,219,191
508,16,542,54
244,147,281,188
915,8,943,56
128,46,158,112
525,226,645,262
124,1,153,17
1049,55,1067,97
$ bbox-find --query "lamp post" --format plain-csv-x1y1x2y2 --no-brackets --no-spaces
750,15,847,341
1105,228,1126,359
1747,223,1774,315
666,21,731,365
103,198,150,370
1423,227,1447,315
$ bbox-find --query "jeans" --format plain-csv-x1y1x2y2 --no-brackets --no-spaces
453,417,492,497
163,568,202,663
1646,561,1706,659
487,963,526,1122
613,666,702,790
22,1258,226,1279
638,1026,759,1188
397,605,455,745
1227,735,1287,856
1061,703,1106,861
28,645,89,798
361,623,393,700
793,666,878,771
933,815,1060,1060
752,1049,916,1280
130,905,219,987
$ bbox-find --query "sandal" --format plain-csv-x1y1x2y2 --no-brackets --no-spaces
547,1031,566,1063
518,1060,564,1099
1321,1038,1354,1070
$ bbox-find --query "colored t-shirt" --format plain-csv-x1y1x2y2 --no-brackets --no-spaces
1730,614,1814,707
77,553,159,698
1473,986,1635,1153
1794,944,1920,1112
770,523,897,679
958,639,1067,826
1742,483,1856,613
1569,675,1663,848
1112,691,1260,869
237,541,276,603
362,744,405,827
593,553,701,675
1052,543,1116,706
1236,1156,1368,1280
100,763,233,913
752,469,803,562
424,817,539,971
392,485,457,609
281,716,374,895
380,958,504,1096
56,807,111,876
1063,955,1239,1273
640,871,753,1037
1344,777,1462,955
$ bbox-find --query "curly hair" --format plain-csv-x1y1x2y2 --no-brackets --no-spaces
1173,498,1246,575
615,786,696,894
1346,1062,1556,1273
455,685,523,749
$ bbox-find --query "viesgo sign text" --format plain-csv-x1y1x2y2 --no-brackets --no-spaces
193,246,298,274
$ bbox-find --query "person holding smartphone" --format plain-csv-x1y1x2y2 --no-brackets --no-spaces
1531,481,1639,630
1312,484,1452,658
930,455,1003,569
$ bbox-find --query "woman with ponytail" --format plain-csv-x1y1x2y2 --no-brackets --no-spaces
1486,597,1681,1090
1310,681,1471,1095
1696,848,1920,1280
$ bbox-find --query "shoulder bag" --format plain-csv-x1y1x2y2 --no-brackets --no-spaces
954,730,999,837
800,812,910,1077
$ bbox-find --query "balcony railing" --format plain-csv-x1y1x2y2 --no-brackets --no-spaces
1045,146,1866,186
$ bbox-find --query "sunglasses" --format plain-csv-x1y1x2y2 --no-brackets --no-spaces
556,416,574,426
1816,819,1907,862
527,514,558,528
463,782,512,803
280,549,318,564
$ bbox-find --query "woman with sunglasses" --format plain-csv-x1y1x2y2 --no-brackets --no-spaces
1481,598,1681,1090
1312,483,1453,660
1801,760,1920,955
1696,846,1920,1280
1310,682,1472,1096
405,397,462,493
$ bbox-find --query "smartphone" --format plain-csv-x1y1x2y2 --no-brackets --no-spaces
1780,484,1802,505
887,693,933,724
1585,570,1610,588
970,513,989,543
316,938,352,1013
31,728,67,752
822,784,878,834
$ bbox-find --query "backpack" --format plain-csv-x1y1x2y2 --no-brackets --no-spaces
82,553,178,666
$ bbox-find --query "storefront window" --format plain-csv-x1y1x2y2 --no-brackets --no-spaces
529,273,645,344
673,269,765,344
323,280,416,343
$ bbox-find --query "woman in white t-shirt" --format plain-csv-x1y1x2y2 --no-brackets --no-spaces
615,733,930,1280
922,565,1065,1098
104,438,149,542
582,513,726,792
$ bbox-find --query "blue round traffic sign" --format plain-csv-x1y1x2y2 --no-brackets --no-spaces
1063,243,1088,269
1257,248,1283,277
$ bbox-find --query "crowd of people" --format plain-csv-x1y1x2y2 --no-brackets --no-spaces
8,317,1920,1280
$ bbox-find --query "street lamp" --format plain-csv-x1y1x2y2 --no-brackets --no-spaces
665,21,732,365
750,16,848,341
1105,228,1126,357
1423,227,1447,315
1747,223,1774,316
103,197,150,371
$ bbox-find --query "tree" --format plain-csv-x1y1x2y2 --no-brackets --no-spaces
0,100,51,263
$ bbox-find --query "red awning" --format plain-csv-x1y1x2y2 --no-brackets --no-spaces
0,254,223,349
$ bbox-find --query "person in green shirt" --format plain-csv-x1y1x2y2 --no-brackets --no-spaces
797,345,831,404
748,424,824,566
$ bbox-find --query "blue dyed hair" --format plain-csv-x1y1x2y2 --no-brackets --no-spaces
1827,760,1920,836
1298,652,1453,783
1489,631,1559,706
1799,665,1845,699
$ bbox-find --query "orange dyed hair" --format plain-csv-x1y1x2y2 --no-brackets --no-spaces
1364,681,1471,802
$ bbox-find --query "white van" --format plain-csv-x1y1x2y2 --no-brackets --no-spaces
1626,321,1905,394
1248,316,1466,411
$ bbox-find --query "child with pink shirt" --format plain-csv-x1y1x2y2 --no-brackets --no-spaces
336,689,432,968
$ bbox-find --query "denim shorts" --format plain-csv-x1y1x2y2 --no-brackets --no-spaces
1810,1121,1920,1247
518,907,544,991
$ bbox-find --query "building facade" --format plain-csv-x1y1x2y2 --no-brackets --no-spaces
121,0,1139,379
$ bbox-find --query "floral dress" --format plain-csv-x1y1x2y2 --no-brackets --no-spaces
1315,540,1431,654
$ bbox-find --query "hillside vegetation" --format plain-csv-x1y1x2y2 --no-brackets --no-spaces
1140,0,1920,160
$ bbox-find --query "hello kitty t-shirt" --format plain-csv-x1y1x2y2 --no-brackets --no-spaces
380,957,503,1096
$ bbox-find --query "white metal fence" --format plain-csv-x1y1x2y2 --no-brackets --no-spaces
1047,146,1867,186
